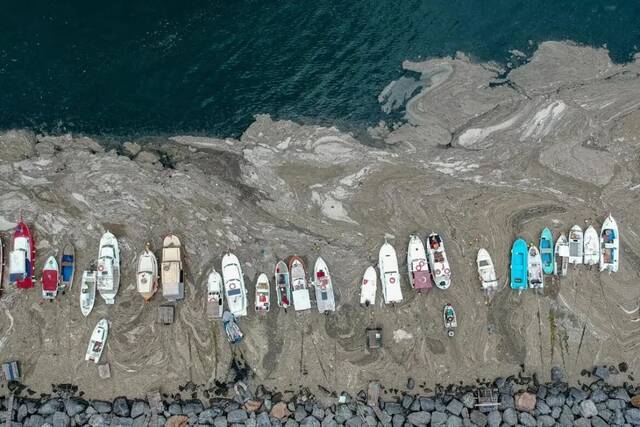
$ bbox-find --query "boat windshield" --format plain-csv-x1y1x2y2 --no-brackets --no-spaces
479,260,490,267
228,288,242,296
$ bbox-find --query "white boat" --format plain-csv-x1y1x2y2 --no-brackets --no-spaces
80,271,97,317
290,256,311,311
443,304,457,337
554,234,569,276
222,252,247,317
583,225,600,266
528,245,544,289
476,248,498,292
426,233,451,289
254,273,271,314
161,235,184,301
96,231,120,305
41,256,59,300
378,241,403,304
85,319,109,363
136,244,158,301
360,266,377,306
600,214,619,273
407,234,433,291
207,269,224,319
568,225,583,265
313,257,336,313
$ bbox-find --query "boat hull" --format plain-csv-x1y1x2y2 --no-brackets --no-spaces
583,225,600,266
426,233,451,290
11,220,35,289
222,253,248,316
510,238,528,290
477,248,497,291
274,261,292,309
554,234,569,277
80,271,97,317
41,256,59,299
528,246,544,289
540,228,554,275
379,242,403,304
407,235,432,291
85,319,109,363
360,266,377,306
568,225,583,265
314,257,335,313
600,215,619,272
255,273,271,314
289,256,311,311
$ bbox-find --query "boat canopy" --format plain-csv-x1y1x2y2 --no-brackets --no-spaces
162,261,181,285
163,247,180,262
14,237,30,256
412,270,432,290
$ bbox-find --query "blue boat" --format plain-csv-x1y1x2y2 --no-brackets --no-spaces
59,244,75,292
510,238,528,290
539,228,554,275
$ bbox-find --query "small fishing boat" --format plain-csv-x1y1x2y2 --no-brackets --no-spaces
222,252,248,317
568,225,583,265
426,233,451,290
554,234,569,276
207,269,224,319
539,228,554,275
378,241,403,304
222,311,244,344
59,244,75,292
313,257,336,313
41,256,59,300
510,238,528,290
600,214,619,273
476,248,498,293
407,234,433,291
96,231,120,304
9,217,35,289
274,260,292,309
161,235,184,301
289,256,311,311
583,225,600,266
254,273,271,315
80,271,97,317
137,244,158,301
443,303,457,337
528,245,544,289
85,319,109,363
360,266,377,306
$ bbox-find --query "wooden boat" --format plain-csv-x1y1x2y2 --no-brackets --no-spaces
207,269,223,319
378,241,403,304
583,225,600,266
274,260,292,309
80,271,97,317
510,238,528,290
85,319,109,363
161,235,184,301
426,233,451,290
443,303,457,337
360,266,377,306
222,252,247,317
96,231,120,304
476,248,498,292
9,216,35,289
539,228,554,275
41,256,59,300
554,234,569,277
313,257,335,313
568,225,583,265
254,273,271,314
222,311,244,344
59,244,75,292
600,214,619,273
136,244,158,301
289,256,311,311
407,234,433,291
527,245,544,289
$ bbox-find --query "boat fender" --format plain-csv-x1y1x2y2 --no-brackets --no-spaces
389,277,396,284
444,268,450,275
97,264,104,272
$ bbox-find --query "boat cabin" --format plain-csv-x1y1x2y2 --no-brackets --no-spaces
162,246,183,301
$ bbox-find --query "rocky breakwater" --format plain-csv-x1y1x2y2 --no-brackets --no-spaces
5,367,640,426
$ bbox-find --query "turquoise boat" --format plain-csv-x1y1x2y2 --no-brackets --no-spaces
510,238,528,290
539,228,554,275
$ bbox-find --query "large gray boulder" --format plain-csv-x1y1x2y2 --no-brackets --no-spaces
406,411,430,426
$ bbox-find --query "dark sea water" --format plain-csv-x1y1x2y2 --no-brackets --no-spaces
1,1,639,138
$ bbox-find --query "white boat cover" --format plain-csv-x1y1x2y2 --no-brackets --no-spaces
292,289,311,311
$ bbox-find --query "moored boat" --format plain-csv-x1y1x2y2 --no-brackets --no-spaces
9,217,35,289
85,319,109,363
360,266,377,306
80,271,97,317
161,235,184,301
443,303,457,337
222,252,248,317
510,238,528,290
568,225,583,265
59,244,75,292
96,231,120,304
426,233,451,290
583,225,600,266
540,228,554,275
528,245,544,289
407,234,433,291
255,273,271,315
137,244,158,301
313,257,335,313
207,269,224,319
41,256,59,300
554,234,569,277
274,260,292,309
476,248,498,293
222,311,244,344
379,241,403,304
600,214,619,273
289,256,311,311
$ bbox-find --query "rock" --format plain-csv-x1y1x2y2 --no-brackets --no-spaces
182,400,204,416
38,400,62,416
88,414,111,427
91,400,112,414
364,415,376,427
486,410,500,427
515,392,536,412
136,150,160,164
113,397,130,417
198,409,219,424
168,403,183,415
271,402,291,420
551,406,561,419
132,415,149,427
632,395,640,408
573,417,590,427
165,415,189,427
309,406,323,421
382,402,402,416
594,366,610,380
418,397,434,412
611,388,630,402
559,407,574,427
130,401,149,419
444,415,462,427
591,415,608,427
551,366,564,383
591,389,608,403
74,412,90,425
284,420,298,427
406,378,415,390
445,399,463,416
625,408,640,424
228,409,249,423
24,415,44,427
245,400,263,413
537,385,548,400
214,416,228,427
545,394,565,407
247,412,258,427
300,416,320,427
468,410,486,426
517,412,537,427
52,411,70,427
570,387,587,403
17,405,27,423
63,398,87,417
391,414,404,427
257,412,272,427
461,393,475,409
294,406,307,422
406,411,430,425
112,416,134,426
537,414,555,427
536,400,551,414
502,408,517,426
598,408,612,422
430,411,447,426
606,399,626,410
580,400,598,418
123,142,142,157
401,395,413,409
500,394,514,409
613,409,625,425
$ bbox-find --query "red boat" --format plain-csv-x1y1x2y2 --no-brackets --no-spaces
9,217,35,289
